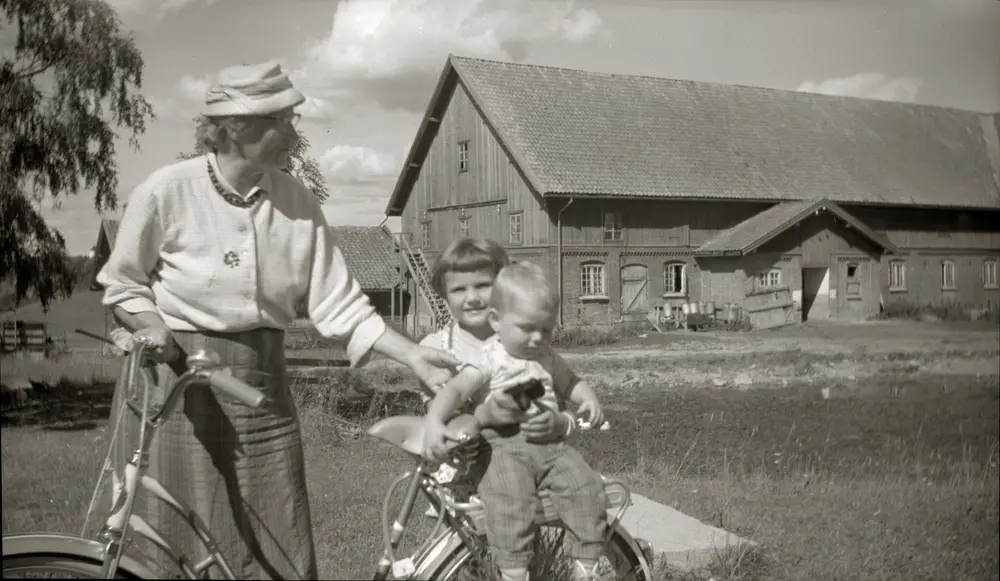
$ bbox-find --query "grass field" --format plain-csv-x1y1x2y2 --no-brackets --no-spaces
2,320,998,580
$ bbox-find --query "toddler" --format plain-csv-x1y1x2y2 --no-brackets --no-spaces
422,261,608,581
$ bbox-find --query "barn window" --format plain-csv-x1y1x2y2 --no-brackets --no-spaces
663,261,687,296
420,221,431,248
984,260,997,288
580,262,606,298
603,211,623,242
459,216,470,238
457,141,469,173
888,260,906,291
509,212,523,245
941,260,956,290
754,268,782,291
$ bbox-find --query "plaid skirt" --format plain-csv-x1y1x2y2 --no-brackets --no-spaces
108,328,317,580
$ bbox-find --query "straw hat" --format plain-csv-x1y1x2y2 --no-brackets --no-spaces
202,61,305,117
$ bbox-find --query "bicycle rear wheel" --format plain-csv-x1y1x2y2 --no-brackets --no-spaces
427,526,650,581
2,552,142,579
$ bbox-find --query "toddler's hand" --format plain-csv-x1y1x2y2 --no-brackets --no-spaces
422,421,450,462
576,397,604,428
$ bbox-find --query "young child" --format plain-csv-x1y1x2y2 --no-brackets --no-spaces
422,261,608,581
417,237,511,517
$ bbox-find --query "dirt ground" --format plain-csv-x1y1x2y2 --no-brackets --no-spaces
556,320,999,392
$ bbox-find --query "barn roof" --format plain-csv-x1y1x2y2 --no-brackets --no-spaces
386,55,1000,215
330,225,400,291
695,199,899,257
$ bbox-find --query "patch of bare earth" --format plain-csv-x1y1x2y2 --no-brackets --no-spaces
562,321,999,392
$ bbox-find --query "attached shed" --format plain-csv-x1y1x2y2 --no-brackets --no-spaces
89,218,120,291
328,225,410,325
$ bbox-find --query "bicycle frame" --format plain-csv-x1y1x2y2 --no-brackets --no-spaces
370,422,641,580
94,343,244,580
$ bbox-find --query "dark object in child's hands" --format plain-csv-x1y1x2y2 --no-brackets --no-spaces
504,378,545,411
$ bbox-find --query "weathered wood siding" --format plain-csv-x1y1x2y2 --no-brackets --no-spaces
845,206,1000,250
400,83,546,251
557,198,769,247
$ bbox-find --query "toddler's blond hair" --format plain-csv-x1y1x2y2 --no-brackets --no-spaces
491,261,560,315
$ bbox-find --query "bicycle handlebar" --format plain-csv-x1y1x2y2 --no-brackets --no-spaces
206,369,266,408
126,339,267,418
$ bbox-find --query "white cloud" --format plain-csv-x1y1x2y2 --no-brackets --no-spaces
147,96,178,118
293,0,609,111
320,145,400,184
106,0,220,15
796,73,924,103
178,74,212,102
298,96,338,120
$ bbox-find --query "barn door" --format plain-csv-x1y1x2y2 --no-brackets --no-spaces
620,264,649,315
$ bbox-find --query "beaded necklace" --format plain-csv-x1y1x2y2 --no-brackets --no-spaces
206,158,264,208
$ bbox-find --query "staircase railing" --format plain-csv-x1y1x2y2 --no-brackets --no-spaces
393,232,453,330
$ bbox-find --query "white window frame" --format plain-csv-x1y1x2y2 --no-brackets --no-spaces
603,211,623,242
663,261,687,296
984,260,997,289
754,268,782,291
888,260,906,292
941,260,956,290
580,262,606,298
508,212,523,245
457,141,469,173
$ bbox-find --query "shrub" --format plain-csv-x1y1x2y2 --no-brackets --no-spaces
879,299,1000,323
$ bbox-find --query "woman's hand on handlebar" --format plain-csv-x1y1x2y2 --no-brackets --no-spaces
132,327,180,364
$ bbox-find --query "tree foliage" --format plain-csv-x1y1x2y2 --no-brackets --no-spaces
178,117,329,202
1,0,154,310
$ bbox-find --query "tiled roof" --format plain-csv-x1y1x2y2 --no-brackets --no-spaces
387,56,1000,214
696,199,899,256
330,226,400,291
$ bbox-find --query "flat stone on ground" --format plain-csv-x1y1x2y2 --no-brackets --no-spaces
614,493,753,571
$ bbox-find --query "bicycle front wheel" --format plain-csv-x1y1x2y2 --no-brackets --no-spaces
2,552,142,579
427,526,651,581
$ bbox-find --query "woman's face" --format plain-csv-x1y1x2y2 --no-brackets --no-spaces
234,108,299,169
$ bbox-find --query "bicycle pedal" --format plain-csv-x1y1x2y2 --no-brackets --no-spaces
391,557,416,577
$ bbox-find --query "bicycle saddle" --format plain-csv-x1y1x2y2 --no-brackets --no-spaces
368,414,480,457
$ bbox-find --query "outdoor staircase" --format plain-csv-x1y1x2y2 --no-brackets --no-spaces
394,233,453,330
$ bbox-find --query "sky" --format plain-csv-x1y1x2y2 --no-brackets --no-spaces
8,0,1000,255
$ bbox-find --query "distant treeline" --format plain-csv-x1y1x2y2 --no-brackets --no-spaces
1,255,96,311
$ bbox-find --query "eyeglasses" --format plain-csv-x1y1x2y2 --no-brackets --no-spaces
258,113,302,128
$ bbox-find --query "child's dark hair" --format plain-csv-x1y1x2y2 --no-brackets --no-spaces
430,238,511,296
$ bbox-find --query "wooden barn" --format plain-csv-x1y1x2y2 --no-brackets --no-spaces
385,55,1000,330
327,225,410,326
89,218,120,291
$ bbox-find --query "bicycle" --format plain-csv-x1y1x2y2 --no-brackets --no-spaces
366,409,656,580
2,339,272,579
2,339,655,579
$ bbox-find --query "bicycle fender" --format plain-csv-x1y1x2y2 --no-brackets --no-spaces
2,532,159,579
409,523,654,581
608,522,655,580
410,530,466,580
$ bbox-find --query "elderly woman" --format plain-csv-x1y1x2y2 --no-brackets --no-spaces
98,61,458,580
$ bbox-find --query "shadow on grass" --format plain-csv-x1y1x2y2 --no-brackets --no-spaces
1,379,117,431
